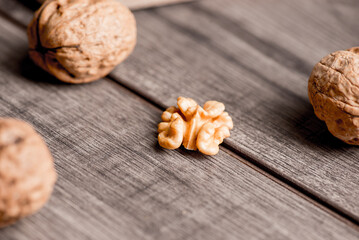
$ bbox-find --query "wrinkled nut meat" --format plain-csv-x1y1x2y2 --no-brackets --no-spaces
308,47,359,144
27,0,137,84
0,118,57,227
158,97,233,155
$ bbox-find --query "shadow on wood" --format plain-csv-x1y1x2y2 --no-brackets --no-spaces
281,100,350,150
20,55,71,85
19,0,40,11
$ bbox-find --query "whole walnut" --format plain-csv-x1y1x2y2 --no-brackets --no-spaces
27,0,137,84
308,47,359,144
0,118,57,227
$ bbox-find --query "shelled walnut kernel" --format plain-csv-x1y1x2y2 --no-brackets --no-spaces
158,97,233,155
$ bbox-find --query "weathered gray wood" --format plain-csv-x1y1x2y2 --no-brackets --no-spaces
0,0,35,26
0,12,358,240
1,0,359,223
110,0,359,221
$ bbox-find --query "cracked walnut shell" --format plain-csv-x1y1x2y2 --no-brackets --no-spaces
27,0,136,84
308,47,359,144
0,118,57,227
158,97,233,155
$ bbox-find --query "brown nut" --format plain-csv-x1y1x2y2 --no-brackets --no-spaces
158,97,233,155
27,0,137,84
0,118,57,227
308,47,359,144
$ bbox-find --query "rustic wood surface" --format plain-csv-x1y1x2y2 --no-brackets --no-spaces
113,0,359,221
0,13,358,240
0,0,358,239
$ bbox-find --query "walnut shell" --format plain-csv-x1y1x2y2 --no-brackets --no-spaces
0,118,57,227
308,47,359,144
27,0,137,84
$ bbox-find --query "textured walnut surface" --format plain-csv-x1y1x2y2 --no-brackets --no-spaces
158,97,233,155
0,118,56,227
27,0,136,83
308,47,359,144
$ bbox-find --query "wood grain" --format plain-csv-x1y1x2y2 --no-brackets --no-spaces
1,0,358,223
110,0,359,221
0,14,358,240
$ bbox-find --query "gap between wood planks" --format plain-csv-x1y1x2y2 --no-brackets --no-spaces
107,76,359,230
0,8,358,231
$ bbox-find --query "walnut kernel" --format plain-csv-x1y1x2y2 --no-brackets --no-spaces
158,97,233,155
308,47,359,144
27,0,137,84
0,118,57,227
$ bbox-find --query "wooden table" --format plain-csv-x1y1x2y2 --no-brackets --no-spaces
0,0,358,239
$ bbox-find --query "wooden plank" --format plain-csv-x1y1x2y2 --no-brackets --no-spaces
1,0,359,223
110,0,359,221
203,0,359,68
0,13,358,240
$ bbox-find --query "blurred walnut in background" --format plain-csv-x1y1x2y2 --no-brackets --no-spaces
28,0,137,84
0,118,56,227
158,97,233,155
